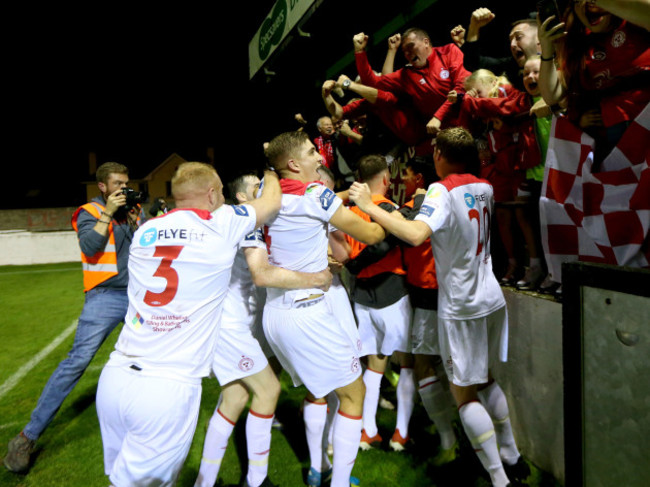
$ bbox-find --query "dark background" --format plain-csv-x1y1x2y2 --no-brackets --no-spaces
4,1,536,209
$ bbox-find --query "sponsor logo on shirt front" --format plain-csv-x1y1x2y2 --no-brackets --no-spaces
419,205,435,217
154,228,206,241
320,188,336,210
464,193,475,208
440,69,450,79
140,228,158,246
233,205,249,216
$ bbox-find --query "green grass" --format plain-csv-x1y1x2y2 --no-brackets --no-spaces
0,263,561,486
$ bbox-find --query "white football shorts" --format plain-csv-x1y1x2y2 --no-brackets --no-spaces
438,306,508,386
355,295,412,357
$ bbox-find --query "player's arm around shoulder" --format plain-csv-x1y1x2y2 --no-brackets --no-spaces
329,202,387,246
348,182,431,247
244,246,333,291
247,170,282,227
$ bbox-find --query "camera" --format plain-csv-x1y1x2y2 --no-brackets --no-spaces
122,188,148,210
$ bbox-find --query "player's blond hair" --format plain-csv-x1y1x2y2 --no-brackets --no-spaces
172,162,218,200
264,131,310,173
464,69,511,98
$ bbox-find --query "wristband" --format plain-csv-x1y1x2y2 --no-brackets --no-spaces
98,218,111,224
541,53,555,61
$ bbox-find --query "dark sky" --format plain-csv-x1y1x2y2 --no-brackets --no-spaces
5,1,535,210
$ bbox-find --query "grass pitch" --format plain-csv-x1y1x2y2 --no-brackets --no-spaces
0,263,560,486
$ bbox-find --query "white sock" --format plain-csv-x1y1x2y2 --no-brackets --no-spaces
303,399,331,472
331,411,362,487
325,392,339,452
195,408,235,487
245,410,274,487
478,381,521,465
418,376,457,449
395,367,415,438
361,368,383,437
459,401,510,487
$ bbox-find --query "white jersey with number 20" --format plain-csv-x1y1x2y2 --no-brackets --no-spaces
415,174,505,320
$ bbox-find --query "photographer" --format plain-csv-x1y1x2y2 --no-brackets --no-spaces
4,162,140,474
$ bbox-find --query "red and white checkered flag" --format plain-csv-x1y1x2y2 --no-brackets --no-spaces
540,103,650,282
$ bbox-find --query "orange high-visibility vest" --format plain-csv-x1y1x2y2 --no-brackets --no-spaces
345,194,406,279
71,202,118,292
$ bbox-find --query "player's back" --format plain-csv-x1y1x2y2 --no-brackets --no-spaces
110,205,256,381
417,174,504,320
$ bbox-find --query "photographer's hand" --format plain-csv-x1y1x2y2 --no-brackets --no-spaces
94,189,127,236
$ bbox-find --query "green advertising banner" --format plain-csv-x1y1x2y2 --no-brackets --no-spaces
248,0,316,79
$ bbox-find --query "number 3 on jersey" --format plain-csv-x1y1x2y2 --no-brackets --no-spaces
468,207,491,260
144,245,184,306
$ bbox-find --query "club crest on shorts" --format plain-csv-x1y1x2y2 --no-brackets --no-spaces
239,356,255,372
351,356,360,373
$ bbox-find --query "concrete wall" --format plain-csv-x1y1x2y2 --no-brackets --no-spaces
0,231,80,265
495,290,564,485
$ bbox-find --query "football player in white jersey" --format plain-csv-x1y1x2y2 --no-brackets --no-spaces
96,162,282,487
262,131,386,487
349,128,528,487
195,173,332,487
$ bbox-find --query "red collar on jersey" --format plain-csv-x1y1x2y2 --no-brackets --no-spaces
279,179,323,195
438,173,489,191
162,208,213,220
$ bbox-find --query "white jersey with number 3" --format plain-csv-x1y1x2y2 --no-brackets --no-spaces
415,174,504,320
108,205,256,382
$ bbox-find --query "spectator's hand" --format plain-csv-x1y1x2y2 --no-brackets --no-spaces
294,113,307,125
104,188,127,216
314,267,333,291
466,88,478,98
348,182,373,211
336,74,351,89
353,33,369,53
537,16,566,59
450,25,466,47
426,117,442,135
578,109,603,129
530,99,552,118
322,81,336,98
470,8,495,30
448,90,459,103
339,120,354,137
387,33,401,51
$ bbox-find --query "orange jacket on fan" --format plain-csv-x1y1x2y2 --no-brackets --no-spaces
71,202,118,292
345,194,405,279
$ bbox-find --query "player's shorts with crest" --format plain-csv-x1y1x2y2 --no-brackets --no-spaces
411,307,440,355
438,306,508,386
212,324,270,386
355,294,413,357
263,295,362,399
325,278,357,336
96,364,201,487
